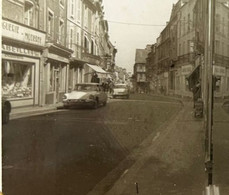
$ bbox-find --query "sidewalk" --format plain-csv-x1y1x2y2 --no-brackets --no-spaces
10,102,64,120
87,101,206,195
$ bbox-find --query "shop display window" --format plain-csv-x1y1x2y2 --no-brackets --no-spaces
2,61,33,99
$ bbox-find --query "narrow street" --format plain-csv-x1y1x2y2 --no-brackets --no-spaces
2,95,181,195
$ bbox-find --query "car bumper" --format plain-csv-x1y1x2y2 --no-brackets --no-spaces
63,99,95,107
113,93,128,96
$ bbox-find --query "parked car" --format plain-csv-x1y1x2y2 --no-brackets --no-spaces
2,97,11,124
63,83,108,109
112,83,130,99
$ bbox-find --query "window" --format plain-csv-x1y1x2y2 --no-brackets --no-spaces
84,36,89,53
60,0,65,8
187,14,191,32
183,16,186,35
70,0,75,17
222,17,225,36
76,32,80,57
227,77,229,91
59,19,64,44
77,0,81,22
84,5,88,28
216,14,220,33
222,42,225,56
91,40,94,54
70,28,74,49
215,40,220,54
47,10,54,38
183,41,186,54
2,60,33,99
24,1,35,27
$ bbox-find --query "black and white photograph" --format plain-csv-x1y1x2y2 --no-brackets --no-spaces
1,0,229,194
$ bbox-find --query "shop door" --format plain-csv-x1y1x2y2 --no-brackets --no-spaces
54,70,60,103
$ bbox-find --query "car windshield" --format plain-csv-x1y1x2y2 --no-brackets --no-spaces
114,85,127,89
75,85,98,91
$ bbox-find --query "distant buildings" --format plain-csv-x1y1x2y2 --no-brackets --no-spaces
144,0,229,98
133,45,151,93
2,0,117,108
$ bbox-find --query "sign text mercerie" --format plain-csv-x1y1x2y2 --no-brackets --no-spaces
2,19,45,46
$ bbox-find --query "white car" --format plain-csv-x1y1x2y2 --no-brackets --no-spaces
112,84,130,99
63,83,108,109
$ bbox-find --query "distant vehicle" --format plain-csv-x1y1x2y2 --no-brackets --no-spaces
63,83,108,109
2,97,11,124
112,83,130,99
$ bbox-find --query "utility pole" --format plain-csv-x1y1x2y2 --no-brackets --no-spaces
203,0,215,187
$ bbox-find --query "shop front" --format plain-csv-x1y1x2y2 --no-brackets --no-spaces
84,63,108,83
68,58,86,92
180,64,193,97
43,44,72,105
1,19,46,108
213,65,227,98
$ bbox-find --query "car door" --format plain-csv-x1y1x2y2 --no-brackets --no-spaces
98,86,107,102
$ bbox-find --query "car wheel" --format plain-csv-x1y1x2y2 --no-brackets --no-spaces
63,105,69,109
93,99,99,109
2,109,10,125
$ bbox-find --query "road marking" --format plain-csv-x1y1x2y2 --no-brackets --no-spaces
152,132,160,142
121,169,129,178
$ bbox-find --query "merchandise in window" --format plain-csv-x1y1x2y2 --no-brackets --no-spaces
2,61,33,99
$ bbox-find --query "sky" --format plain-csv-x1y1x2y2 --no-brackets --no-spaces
103,0,178,73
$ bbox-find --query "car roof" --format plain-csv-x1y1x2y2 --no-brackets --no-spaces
75,83,101,86
114,84,127,86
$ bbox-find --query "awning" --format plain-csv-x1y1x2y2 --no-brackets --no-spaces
85,63,107,74
186,65,201,91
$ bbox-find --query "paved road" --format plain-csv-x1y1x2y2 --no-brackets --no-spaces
2,97,181,195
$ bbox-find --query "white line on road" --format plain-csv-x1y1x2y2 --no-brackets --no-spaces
152,132,160,142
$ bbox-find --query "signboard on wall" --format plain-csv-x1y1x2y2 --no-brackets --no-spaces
213,66,226,76
2,19,45,46
2,44,41,57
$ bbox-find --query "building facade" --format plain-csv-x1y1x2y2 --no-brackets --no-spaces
2,0,46,108
133,46,151,93
146,0,229,98
2,0,116,109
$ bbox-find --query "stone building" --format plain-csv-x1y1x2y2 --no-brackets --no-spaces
2,0,116,109
146,0,229,98
2,0,46,108
133,46,151,93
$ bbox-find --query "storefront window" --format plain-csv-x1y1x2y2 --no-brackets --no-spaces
2,60,33,99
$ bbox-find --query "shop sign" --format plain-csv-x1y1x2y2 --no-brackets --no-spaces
2,19,45,46
2,53,24,60
2,44,40,57
181,65,193,75
213,66,226,76
47,53,69,64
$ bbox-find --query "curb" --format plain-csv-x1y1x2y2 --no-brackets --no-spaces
10,105,63,120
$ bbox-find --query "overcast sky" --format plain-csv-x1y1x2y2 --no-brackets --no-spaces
103,0,178,73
